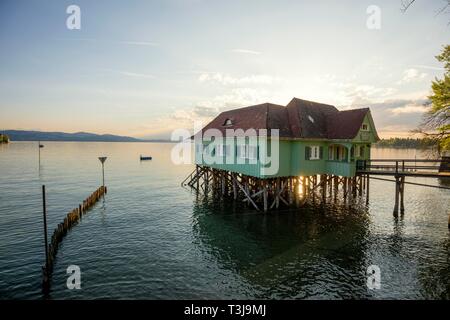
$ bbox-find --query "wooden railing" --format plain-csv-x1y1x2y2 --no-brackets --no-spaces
356,158,449,175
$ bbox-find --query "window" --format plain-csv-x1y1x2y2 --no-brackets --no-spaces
216,144,225,157
195,144,204,153
361,123,369,131
328,146,334,160
355,145,364,157
306,146,322,160
237,144,258,160
248,145,257,160
223,119,233,126
215,144,233,157
238,145,247,159
337,146,346,161
225,145,232,157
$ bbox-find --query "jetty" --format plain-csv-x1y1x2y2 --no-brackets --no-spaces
182,97,450,226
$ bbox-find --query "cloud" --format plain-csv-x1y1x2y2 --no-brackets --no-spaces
198,73,279,86
334,82,397,105
412,65,445,71
347,98,431,136
118,41,159,46
118,71,155,79
397,68,427,84
231,49,262,55
390,104,428,115
102,68,155,79
137,87,276,138
57,38,159,47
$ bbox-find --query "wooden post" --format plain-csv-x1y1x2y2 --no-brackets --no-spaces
334,176,338,201
288,178,293,205
221,172,225,196
79,204,82,219
294,177,300,207
393,175,400,216
302,176,306,198
41,185,49,277
232,173,237,200
400,176,405,214
448,211,450,229
366,174,370,205
263,185,268,212
343,177,348,201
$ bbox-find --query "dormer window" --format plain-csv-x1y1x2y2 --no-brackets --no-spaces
223,118,233,126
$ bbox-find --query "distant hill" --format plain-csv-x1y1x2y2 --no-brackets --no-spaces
1,130,142,142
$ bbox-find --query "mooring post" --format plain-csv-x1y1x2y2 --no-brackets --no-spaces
366,174,370,205
393,175,400,216
343,177,347,201
232,173,237,200
400,176,405,214
334,175,338,202
41,185,49,285
448,211,450,229
263,185,268,212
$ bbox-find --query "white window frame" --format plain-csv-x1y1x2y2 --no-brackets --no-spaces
216,144,224,157
224,145,232,157
328,146,334,160
310,146,320,160
355,145,361,157
238,145,247,159
248,145,257,160
338,146,345,161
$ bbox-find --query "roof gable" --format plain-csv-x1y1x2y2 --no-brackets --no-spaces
197,98,375,140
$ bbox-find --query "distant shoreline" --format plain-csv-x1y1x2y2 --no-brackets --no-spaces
0,130,178,143
5,139,179,143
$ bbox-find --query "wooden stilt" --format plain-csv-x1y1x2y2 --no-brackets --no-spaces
393,175,400,216
400,176,405,214
263,184,268,212
366,174,370,205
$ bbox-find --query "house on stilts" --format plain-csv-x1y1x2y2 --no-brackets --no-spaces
182,97,380,211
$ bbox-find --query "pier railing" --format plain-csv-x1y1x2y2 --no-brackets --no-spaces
356,159,449,176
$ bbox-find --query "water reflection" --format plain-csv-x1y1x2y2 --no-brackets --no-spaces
192,196,374,298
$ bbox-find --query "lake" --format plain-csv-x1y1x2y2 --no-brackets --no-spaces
0,142,449,299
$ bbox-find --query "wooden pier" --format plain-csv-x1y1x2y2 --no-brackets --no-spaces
356,159,450,216
182,158,450,225
182,165,370,212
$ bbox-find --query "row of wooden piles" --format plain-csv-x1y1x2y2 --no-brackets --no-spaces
183,165,370,212
43,186,107,283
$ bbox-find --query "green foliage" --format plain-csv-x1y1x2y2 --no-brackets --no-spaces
375,137,438,148
0,134,9,143
424,45,450,151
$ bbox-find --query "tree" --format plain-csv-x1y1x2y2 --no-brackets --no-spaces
401,0,450,16
419,45,450,152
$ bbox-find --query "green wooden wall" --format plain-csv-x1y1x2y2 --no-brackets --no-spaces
195,113,377,178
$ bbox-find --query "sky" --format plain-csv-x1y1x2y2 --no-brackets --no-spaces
0,0,449,139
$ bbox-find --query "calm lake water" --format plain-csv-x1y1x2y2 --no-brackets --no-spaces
0,142,449,299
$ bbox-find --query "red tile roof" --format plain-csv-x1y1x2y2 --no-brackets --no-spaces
197,98,377,140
